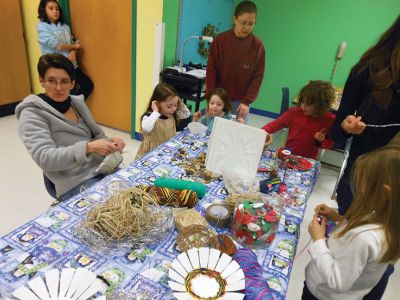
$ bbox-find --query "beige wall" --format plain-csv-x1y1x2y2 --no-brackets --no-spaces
20,0,43,94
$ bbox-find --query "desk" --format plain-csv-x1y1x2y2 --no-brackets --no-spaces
292,87,343,112
160,71,206,112
0,130,319,299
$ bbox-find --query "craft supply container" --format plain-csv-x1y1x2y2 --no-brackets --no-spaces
232,194,280,249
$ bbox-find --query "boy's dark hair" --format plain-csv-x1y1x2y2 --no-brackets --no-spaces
297,80,335,117
37,54,75,80
38,0,65,24
234,1,257,17
208,88,232,114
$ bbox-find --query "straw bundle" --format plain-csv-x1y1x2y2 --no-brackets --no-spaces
84,187,160,241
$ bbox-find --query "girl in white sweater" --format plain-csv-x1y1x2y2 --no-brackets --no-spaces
303,145,400,300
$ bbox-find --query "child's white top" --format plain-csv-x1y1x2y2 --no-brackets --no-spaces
142,105,191,133
305,222,388,300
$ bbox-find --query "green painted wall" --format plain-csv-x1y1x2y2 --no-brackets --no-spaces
233,0,399,113
162,0,399,114
58,0,72,27
163,0,180,67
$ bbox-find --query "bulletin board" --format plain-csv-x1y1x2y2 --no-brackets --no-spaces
177,0,233,66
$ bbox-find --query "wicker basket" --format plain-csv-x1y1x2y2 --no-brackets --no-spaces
210,234,237,256
174,209,209,233
176,224,217,252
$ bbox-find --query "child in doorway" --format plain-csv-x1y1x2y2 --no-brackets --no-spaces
37,0,93,99
303,145,400,299
136,83,191,158
193,87,244,129
262,80,336,159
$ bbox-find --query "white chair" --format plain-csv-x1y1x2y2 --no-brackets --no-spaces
330,137,353,200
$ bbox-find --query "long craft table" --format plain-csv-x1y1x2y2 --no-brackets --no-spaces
0,129,319,299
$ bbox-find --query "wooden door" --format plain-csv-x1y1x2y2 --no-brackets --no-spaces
70,0,132,131
0,0,31,107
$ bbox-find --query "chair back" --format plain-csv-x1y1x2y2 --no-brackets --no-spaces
280,87,290,115
43,173,57,199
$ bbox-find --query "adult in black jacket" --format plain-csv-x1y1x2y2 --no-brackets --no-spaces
330,15,400,300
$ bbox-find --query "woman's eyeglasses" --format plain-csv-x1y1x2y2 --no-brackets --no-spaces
237,19,255,28
45,79,72,88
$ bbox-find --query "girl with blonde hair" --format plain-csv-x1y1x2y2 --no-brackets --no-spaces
304,145,400,299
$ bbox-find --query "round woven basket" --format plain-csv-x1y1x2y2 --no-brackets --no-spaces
176,224,217,252
210,234,237,256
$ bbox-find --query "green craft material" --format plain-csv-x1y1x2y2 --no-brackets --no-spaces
154,178,206,199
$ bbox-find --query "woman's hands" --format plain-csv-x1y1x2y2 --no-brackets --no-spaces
341,115,366,134
87,139,123,156
193,111,202,122
111,137,125,152
315,204,343,223
236,103,249,119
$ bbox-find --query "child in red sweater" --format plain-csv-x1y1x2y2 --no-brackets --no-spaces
263,80,336,159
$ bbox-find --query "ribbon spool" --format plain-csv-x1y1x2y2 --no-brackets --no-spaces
206,204,230,228
154,178,206,199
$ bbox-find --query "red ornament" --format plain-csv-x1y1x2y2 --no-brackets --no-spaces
264,209,279,223
235,209,257,225
267,233,276,244
235,230,254,244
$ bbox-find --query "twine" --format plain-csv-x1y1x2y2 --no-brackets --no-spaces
84,187,161,241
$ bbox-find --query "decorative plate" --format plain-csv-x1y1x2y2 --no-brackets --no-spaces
10,268,106,300
168,247,245,300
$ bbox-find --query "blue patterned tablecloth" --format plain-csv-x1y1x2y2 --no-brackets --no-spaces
0,129,319,299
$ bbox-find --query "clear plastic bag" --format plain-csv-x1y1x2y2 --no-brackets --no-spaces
222,168,257,195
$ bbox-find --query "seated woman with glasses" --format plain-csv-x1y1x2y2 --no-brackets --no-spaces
16,53,125,201
206,0,265,123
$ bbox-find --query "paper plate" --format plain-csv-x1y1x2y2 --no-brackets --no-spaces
10,268,106,300
188,122,208,135
168,248,245,300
